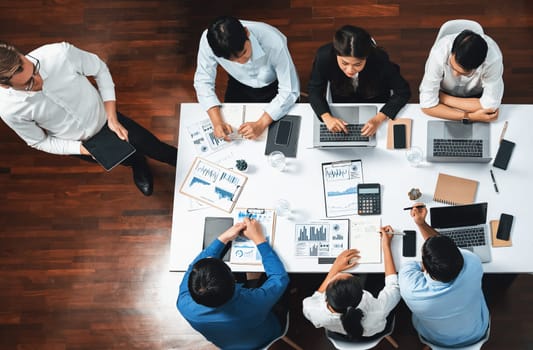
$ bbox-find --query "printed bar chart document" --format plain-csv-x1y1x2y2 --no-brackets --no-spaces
294,219,349,259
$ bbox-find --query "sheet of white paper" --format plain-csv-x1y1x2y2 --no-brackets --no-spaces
350,216,382,263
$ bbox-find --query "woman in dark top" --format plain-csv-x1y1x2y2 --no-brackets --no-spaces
308,25,411,136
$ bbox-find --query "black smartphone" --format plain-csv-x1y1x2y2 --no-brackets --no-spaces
275,120,292,145
402,230,416,257
496,213,514,241
393,124,407,149
203,217,234,261
493,139,515,170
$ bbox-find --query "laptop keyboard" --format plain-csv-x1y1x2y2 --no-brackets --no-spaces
433,139,483,157
319,124,369,142
439,226,486,248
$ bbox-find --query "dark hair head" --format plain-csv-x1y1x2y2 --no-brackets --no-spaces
333,25,375,59
188,257,235,307
0,42,23,85
326,274,365,338
451,30,488,71
206,16,248,59
422,235,464,283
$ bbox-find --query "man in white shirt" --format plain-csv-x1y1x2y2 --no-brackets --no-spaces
0,42,177,196
194,16,299,140
419,29,504,123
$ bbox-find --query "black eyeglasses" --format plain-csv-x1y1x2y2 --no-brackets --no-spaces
24,55,40,91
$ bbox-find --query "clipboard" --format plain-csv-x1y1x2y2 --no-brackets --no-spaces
321,160,363,217
230,208,276,264
179,157,247,213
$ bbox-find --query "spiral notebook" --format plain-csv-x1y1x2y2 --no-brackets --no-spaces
433,173,478,205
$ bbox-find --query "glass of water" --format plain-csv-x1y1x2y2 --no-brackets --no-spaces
405,146,423,167
275,199,291,217
268,151,286,172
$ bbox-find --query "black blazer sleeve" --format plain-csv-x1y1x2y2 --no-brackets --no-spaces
308,44,333,121
378,59,411,119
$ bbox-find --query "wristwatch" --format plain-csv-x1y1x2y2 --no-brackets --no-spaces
462,111,471,125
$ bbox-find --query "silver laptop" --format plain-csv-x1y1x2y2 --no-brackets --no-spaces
427,121,491,162
430,203,491,263
312,105,377,148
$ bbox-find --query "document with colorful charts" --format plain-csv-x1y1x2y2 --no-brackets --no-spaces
321,160,363,217
230,208,276,264
179,157,247,213
294,219,349,258
187,118,230,156
350,216,382,264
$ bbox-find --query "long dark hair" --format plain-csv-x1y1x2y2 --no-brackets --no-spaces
333,25,375,58
326,275,365,339
331,25,387,99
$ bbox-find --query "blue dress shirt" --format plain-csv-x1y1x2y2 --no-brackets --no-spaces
177,238,290,350
399,249,489,347
194,20,300,121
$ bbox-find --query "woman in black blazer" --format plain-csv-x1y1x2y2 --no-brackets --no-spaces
308,25,411,136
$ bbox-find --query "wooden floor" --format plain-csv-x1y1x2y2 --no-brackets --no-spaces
0,1,532,349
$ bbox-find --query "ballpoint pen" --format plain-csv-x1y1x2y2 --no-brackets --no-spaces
403,204,426,210
499,121,508,143
490,169,499,193
377,231,405,236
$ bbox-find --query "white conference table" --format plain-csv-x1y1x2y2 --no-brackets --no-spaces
170,103,533,273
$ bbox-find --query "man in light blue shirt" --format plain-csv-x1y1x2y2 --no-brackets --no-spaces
399,203,489,347
194,16,299,140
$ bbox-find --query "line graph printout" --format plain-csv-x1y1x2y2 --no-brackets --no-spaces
179,157,247,213
294,219,349,258
322,160,363,217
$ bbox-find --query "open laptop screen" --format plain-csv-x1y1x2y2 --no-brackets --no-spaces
430,203,487,229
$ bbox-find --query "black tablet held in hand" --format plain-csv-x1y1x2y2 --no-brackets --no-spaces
82,125,136,171
493,139,515,170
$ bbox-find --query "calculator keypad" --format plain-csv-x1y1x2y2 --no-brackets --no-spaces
358,194,381,215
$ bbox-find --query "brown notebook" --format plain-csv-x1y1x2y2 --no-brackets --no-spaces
490,220,512,247
433,173,478,205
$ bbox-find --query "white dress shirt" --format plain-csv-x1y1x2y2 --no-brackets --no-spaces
0,42,115,155
302,274,400,337
194,20,300,121
419,33,504,110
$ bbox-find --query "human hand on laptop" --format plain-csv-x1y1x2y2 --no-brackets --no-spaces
361,112,387,136
322,113,348,133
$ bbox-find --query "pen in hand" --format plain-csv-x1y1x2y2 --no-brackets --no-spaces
377,230,405,236
403,204,426,211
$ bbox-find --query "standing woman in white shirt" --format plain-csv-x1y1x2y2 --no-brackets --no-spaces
302,226,400,340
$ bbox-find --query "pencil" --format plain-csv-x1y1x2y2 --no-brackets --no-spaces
403,205,426,210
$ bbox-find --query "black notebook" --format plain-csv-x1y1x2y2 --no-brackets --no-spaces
264,115,301,158
82,125,136,171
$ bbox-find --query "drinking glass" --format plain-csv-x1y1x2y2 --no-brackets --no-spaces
405,146,423,167
275,199,291,217
268,151,286,171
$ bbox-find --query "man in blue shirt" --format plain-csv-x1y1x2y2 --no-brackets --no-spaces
194,16,300,141
399,203,489,347
177,217,290,350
